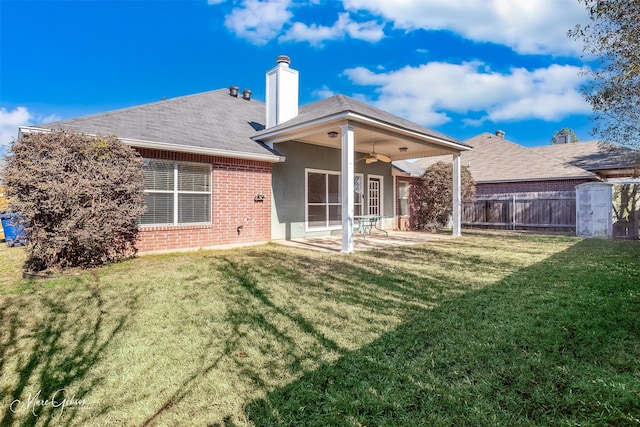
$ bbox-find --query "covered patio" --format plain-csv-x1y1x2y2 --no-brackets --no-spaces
254,94,472,253
275,229,454,253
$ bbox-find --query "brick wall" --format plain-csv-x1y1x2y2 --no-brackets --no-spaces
135,148,272,253
476,179,595,196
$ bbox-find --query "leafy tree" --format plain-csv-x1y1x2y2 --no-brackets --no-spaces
409,161,475,231
551,128,579,144
1,130,146,271
569,0,640,151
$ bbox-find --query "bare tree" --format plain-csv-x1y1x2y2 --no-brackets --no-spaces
569,0,640,152
410,161,475,231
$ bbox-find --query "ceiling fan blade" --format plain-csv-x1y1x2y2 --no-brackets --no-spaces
375,153,391,163
365,157,377,164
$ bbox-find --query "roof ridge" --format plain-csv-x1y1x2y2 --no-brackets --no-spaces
335,94,352,111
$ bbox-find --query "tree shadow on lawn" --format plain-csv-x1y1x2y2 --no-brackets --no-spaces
241,240,640,426
0,277,139,427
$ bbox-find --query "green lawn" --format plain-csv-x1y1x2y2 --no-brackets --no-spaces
0,232,638,426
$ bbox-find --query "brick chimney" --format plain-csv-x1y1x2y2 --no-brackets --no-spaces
265,55,298,129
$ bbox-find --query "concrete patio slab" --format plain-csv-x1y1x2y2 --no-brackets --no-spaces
274,230,453,253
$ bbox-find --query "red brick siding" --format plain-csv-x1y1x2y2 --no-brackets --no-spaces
476,179,595,196
135,148,272,253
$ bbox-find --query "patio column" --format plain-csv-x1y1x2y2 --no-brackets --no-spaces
452,152,461,237
341,124,355,253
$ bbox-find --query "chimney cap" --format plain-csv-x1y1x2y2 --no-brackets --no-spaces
276,55,291,66
495,130,505,138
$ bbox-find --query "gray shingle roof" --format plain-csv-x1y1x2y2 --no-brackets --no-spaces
254,94,466,146
392,160,426,177
530,141,639,172
35,89,279,160
413,132,597,183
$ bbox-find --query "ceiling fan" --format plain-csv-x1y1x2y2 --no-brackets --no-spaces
363,143,391,164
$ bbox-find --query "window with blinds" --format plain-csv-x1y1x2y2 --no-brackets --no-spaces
140,159,211,225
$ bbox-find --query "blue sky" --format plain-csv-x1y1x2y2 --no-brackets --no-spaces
0,0,593,156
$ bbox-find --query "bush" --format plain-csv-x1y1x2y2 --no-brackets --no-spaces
410,161,475,231
1,130,146,270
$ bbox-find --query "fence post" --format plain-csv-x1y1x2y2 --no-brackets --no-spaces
512,193,516,230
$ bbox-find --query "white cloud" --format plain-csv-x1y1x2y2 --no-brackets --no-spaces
337,12,385,42
311,84,336,99
0,107,31,148
223,0,293,45
342,0,589,56
218,0,384,46
280,12,384,45
344,62,591,127
0,107,60,150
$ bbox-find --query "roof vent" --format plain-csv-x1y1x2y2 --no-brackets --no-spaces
276,55,290,67
495,130,505,138
242,88,252,101
229,85,239,97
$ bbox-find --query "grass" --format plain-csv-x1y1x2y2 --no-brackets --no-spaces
0,231,638,426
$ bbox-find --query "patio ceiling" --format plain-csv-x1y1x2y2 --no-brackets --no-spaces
255,116,471,161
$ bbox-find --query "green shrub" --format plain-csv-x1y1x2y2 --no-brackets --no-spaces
1,130,145,270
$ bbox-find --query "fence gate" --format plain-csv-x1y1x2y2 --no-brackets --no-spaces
576,183,613,238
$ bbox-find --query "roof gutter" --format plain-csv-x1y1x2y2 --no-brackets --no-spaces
19,126,285,163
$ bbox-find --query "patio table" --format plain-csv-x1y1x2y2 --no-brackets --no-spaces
354,215,388,239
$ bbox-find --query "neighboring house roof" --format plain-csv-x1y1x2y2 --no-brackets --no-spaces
530,141,639,174
26,89,283,162
255,94,464,147
392,159,427,177
413,132,597,183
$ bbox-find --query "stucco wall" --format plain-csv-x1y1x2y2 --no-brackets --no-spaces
135,148,272,253
271,141,394,240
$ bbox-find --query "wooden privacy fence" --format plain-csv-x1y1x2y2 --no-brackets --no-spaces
462,191,576,232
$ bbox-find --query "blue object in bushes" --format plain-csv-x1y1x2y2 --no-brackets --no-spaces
0,213,26,247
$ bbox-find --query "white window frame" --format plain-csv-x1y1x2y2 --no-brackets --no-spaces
141,159,212,226
305,168,363,231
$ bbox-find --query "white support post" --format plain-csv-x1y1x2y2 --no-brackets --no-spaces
341,125,355,253
452,152,461,237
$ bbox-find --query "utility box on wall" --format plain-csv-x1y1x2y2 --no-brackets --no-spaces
576,182,613,238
